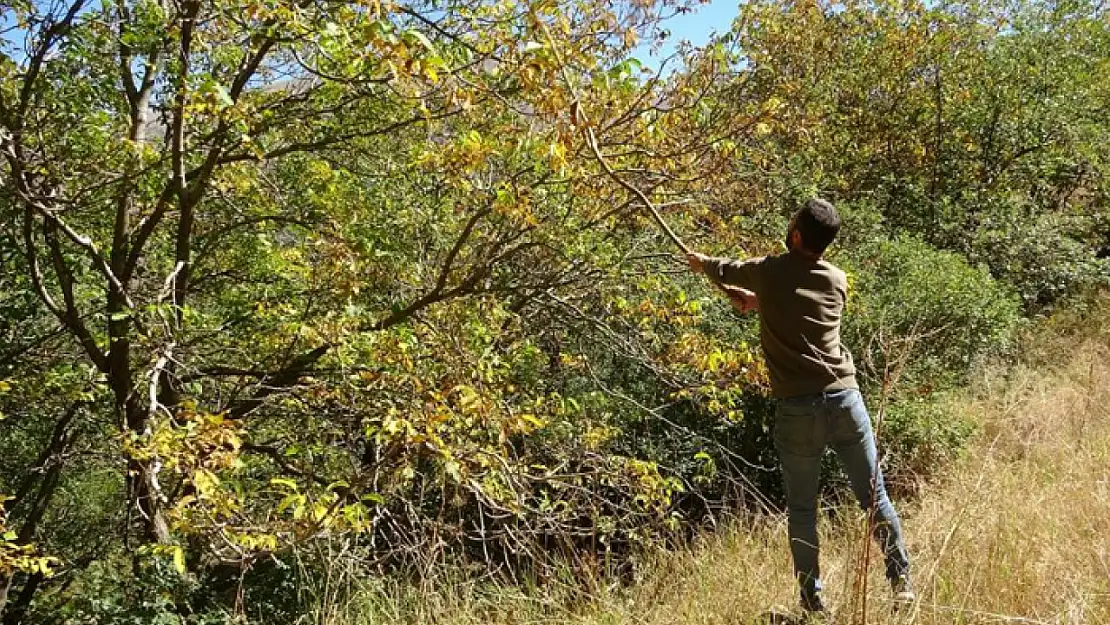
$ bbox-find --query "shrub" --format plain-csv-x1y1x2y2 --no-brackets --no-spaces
969,209,1110,313
877,397,978,491
839,235,1023,395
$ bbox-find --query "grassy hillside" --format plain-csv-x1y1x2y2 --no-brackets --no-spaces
301,297,1110,625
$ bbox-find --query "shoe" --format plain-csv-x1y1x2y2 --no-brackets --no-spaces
800,592,827,613
891,574,916,605
798,598,833,623
799,578,829,620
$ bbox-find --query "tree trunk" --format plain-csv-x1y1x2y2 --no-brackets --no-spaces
123,399,171,544
0,409,75,620
0,573,42,625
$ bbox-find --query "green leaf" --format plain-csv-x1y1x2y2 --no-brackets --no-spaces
407,30,434,51
277,493,305,514
270,477,299,492
213,85,234,107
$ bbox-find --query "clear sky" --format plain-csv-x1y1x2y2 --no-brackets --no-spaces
0,1,741,69
640,0,741,68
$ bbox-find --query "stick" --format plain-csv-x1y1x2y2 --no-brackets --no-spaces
538,23,747,299
538,22,690,254
580,118,690,254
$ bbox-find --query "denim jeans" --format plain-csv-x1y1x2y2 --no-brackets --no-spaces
774,388,911,604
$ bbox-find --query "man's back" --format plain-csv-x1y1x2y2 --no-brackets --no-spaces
704,251,857,398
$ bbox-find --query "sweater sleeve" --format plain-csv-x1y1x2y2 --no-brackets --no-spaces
833,268,849,308
703,256,765,292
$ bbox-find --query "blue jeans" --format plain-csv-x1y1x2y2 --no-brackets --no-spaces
775,388,911,603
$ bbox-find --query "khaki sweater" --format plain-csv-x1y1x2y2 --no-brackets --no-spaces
704,250,858,399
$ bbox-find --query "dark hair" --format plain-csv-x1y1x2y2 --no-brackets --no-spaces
794,198,841,255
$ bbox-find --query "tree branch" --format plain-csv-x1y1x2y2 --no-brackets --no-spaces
16,0,90,124
43,220,109,372
7,403,81,514
223,344,331,419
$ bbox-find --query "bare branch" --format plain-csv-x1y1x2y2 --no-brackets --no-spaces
20,205,63,320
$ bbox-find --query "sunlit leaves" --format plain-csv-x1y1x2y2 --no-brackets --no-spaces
0,497,59,577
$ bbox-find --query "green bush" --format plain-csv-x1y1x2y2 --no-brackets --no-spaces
840,235,1023,395
48,558,231,625
969,209,1110,313
878,397,978,489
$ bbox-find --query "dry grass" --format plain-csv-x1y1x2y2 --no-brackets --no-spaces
307,300,1110,625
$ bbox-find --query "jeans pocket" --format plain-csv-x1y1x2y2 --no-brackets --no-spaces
775,400,819,455
834,390,873,441
778,395,818,417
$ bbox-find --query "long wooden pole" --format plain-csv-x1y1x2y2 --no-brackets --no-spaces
539,23,690,255
541,23,750,301
578,113,691,255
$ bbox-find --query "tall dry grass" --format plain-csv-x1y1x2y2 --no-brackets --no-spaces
301,297,1110,625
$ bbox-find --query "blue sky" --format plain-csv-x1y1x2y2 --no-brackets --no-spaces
1,1,741,68
640,0,741,68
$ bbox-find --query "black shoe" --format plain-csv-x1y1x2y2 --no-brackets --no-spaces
891,574,916,606
800,592,827,613
798,596,833,623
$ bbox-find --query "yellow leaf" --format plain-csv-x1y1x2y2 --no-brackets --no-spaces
171,545,186,575
521,413,546,428
194,469,220,496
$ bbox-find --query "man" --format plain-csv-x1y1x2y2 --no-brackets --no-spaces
686,198,914,614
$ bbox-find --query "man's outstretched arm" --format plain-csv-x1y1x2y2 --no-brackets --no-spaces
687,252,761,313
687,252,764,290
